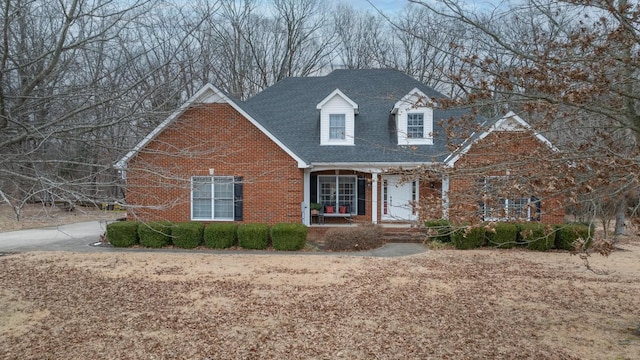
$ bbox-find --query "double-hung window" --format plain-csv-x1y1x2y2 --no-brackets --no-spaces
478,176,540,221
192,176,235,220
407,113,424,139
329,114,346,140
318,175,356,214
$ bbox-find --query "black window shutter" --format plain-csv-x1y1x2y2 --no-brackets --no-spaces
357,178,366,215
310,175,318,203
234,176,243,221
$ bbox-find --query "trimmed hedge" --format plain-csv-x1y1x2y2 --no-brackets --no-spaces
172,222,204,249
106,221,139,247
204,223,238,249
138,221,173,248
271,223,308,251
451,225,486,250
425,219,451,242
518,223,556,251
323,224,383,251
487,222,518,249
238,223,270,249
555,223,593,251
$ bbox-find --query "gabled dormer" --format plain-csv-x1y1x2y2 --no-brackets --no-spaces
392,88,434,145
316,89,358,146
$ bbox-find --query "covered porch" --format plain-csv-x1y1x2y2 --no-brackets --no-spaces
300,164,443,226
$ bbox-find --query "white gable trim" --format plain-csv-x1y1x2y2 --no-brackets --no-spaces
392,88,434,112
115,83,309,170
316,89,358,113
444,111,557,167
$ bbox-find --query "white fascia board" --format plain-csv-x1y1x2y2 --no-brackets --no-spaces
115,83,309,170
316,89,359,113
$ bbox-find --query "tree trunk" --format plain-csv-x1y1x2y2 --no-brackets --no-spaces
614,196,627,236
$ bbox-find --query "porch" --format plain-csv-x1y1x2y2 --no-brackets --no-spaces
303,166,442,226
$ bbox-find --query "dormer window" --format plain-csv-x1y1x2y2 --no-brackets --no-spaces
407,113,424,139
317,89,358,146
393,88,434,145
329,114,346,140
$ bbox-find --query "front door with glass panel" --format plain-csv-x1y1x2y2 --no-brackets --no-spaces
381,175,417,221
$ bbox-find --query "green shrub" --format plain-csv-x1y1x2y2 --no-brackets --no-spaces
486,222,518,249
323,224,383,251
172,222,204,249
424,219,451,243
519,223,556,251
271,223,308,251
204,223,238,248
555,223,593,250
106,221,139,247
451,224,486,250
138,221,173,248
238,223,270,249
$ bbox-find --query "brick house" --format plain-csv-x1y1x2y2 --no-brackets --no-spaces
115,69,565,225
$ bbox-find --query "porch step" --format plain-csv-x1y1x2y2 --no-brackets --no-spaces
381,227,427,243
307,225,427,244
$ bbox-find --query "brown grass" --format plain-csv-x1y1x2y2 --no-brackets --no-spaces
1,240,639,359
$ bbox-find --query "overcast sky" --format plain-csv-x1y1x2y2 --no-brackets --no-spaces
349,0,406,12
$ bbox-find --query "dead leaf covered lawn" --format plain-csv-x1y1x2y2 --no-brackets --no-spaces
1,246,639,359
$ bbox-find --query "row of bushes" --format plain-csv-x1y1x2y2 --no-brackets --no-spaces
106,221,308,251
425,219,593,251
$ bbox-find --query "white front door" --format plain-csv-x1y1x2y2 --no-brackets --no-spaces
381,175,417,221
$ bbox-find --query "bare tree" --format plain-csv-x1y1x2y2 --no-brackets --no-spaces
0,0,164,220
406,0,640,236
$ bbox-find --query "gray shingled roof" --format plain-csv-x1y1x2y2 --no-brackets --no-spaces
242,69,474,165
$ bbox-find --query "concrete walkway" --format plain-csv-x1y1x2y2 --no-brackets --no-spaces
0,221,427,257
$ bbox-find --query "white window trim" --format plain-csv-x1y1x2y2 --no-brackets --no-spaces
480,176,537,222
407,113,426,140
191,176,235,221
317,175,357,214
328,113,347,141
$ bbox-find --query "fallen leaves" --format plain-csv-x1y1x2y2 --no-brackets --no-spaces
0,247,639,359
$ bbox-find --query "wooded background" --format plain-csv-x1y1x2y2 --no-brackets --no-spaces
0,0,637,235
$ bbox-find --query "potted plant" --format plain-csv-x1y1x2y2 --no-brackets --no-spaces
310,202,322,215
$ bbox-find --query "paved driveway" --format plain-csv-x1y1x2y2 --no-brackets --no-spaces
0,221,427,257
0,221,108,252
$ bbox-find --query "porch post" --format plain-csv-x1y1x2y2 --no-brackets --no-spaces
371,171,378,224
303,169,311,226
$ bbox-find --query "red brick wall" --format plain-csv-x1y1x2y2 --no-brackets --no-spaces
448,131,566,224
125,103,303,225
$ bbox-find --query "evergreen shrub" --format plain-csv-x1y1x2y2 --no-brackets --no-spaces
487,222,518,249
138,221,173,248
518,223,556,251
451,225,486,250
172,222,204,249
555,223,593,250
271,223,308,251
204,223,238,248
238,223,270,249
106,221,139,247
424,219,451,243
